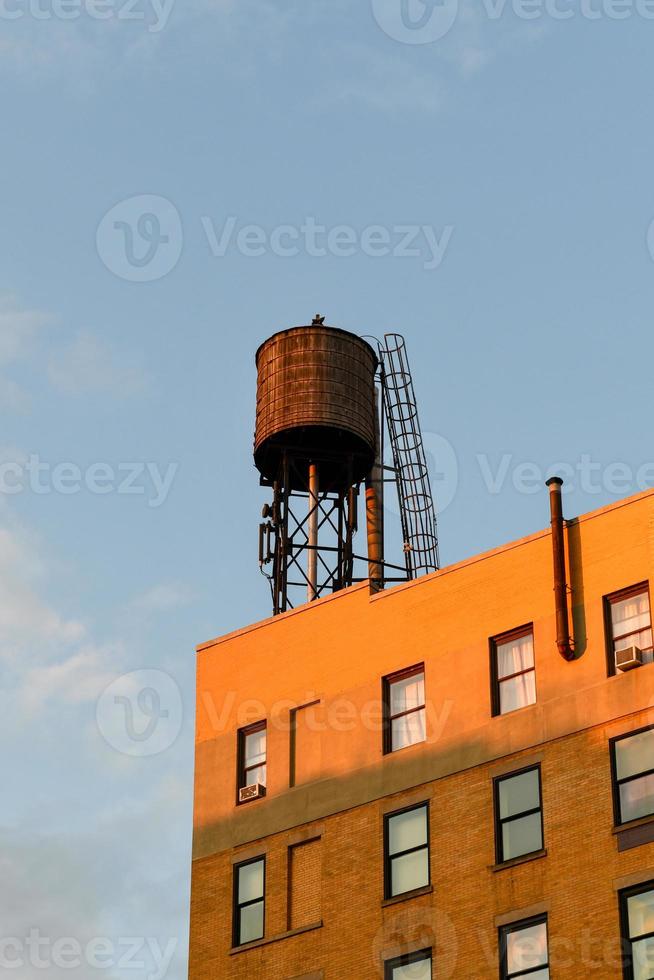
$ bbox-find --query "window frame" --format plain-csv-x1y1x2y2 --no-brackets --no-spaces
493,764,544,865
382,663,426,755
232,855,266,948
384,948,432,979
499,914,550,980
619,879,654,980
237,720,267,805
604,581,652,677
490,624,536,718
383,800,431,901
610,724,654,827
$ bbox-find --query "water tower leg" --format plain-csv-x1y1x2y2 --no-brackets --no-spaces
308,462,319,601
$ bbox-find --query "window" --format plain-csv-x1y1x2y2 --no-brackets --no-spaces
238,721,266,795
383,665,426,753
611,726,654,825
620,881,654,980
605,583,653,675
499,916,549,980
384,949,432,979
384,802,430,899
491,626,536,716
494,766,544,863
233,857,265,947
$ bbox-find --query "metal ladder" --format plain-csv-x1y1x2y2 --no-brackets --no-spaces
378,333,440,579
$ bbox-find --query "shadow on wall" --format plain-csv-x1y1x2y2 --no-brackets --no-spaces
567,519,588,661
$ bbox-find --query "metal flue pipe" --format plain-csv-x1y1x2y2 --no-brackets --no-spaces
546,477,574,661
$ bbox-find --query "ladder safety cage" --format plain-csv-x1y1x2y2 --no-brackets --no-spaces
378,333,440,579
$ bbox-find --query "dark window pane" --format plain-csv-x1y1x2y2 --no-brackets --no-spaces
499,769,540,819
506,921,548,974
245,730,266,768
620,774,654,822
615,628,653,653
502,812,543,861
391,956,432,979
390,673,425,716
239,901,264,944
612,591,651,640
615,730,654,781
244,764,266,787
388,807,427,856
391,849,429,896
632,937,654,980
628,889,654,938
238,861,264,903
392,708,426,751
499,672,536,714
497,633,534,679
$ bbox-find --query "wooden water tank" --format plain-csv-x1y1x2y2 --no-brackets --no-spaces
254,325,378,489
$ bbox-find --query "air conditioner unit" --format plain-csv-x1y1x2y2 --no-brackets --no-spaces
239,783,266,803
616,646,644,672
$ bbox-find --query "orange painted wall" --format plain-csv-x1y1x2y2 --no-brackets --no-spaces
190,488,654,978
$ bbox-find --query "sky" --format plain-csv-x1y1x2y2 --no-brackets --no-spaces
2,0,654,976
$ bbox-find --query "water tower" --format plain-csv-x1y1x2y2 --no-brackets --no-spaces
255,317,439,615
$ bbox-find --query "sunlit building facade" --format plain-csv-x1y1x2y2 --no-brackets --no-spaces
189,488,654,978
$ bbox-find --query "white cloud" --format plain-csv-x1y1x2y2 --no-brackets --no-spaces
0,518,122,722
21,644,120,712
47,330,151,397
0,294,54,410
0,377,32,412
0,524,86,665
327,44,444,114
0,774,191,979
0,293,53,364
129,582,197,614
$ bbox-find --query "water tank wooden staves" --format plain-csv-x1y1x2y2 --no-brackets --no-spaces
254,325,378,490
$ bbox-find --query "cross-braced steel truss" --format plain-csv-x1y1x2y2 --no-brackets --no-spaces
259,452,359,616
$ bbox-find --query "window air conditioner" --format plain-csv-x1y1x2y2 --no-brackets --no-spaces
239,783,266,803
616,646,644,672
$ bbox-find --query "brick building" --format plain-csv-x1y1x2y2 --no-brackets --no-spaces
189,487,654,979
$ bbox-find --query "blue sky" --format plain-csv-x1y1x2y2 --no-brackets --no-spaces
2,0,654,976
